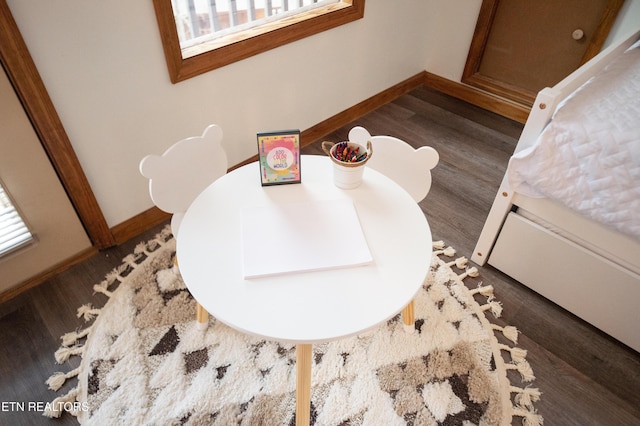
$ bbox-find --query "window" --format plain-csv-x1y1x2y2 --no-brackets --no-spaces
174,0,340,54
0,182,33,257
153,0,365,83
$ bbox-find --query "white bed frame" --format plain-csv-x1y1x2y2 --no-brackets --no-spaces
472,29,640,353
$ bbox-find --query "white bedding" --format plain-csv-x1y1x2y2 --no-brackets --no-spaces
508,41,640,240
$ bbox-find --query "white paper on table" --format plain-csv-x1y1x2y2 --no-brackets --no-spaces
241,199,373,278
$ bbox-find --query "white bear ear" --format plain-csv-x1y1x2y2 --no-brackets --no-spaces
139,154,163,178
202,124,223,144
416,146,439,170
348,126,372,145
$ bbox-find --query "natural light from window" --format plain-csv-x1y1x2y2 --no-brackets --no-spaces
172,0,339,57
0,182,33,257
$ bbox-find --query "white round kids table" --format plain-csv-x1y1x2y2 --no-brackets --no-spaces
177,155,432,425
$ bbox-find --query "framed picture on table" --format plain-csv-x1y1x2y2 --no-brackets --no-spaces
257,130,301,186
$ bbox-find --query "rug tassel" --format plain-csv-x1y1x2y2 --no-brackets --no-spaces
160,226,173,240
445,256,469,269
46,366,81,391
123,251,143,267
506,359,536,382
54,345,84,364
433,245,456,257
511,385,542,409
61,326,91,346
480,298,503,317
492,324,519,343
134,241,150,255
158,227,172,239
93,284,113,297
517,360,536,382
513,406,544,426
93,278,109,293
470,285,494,297
457,266,479,280
432,240,445,250
77,303,101,322
93,274,118,295
105,268,123,283
42,387,79,419
499,344,528,364
510,347,529,364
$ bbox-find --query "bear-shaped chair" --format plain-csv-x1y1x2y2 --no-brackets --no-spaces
139,124,228,329
349,125,439,330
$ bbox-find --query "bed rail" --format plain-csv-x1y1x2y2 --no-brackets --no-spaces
471,28,640,266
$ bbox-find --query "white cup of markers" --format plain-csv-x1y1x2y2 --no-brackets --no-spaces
322,140,373,189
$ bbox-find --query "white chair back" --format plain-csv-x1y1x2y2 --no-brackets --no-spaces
348,126,439,202
139,124,228,237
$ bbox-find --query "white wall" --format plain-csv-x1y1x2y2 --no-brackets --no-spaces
604,0,640,48
7,0,430,227
7,0,640,228
422,0,483,81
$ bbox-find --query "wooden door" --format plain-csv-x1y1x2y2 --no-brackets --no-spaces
463,0,624,106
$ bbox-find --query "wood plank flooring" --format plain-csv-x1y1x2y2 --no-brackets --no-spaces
1,86,638,425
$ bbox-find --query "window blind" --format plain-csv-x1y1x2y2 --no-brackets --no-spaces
0,183,33,257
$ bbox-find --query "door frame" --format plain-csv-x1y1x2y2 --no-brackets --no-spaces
462,0,624,106
0,0,115,248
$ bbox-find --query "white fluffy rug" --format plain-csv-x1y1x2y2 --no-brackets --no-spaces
46,226,542,425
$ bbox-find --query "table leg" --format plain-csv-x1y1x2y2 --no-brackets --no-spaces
402,300,415,333
296,343,312,426
196,303,209,330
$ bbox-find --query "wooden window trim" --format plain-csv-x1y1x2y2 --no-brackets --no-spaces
153,0,366,83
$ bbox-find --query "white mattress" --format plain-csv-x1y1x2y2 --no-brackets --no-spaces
508,41,640,240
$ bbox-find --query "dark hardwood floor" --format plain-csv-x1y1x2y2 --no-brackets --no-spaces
1,87,638,425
